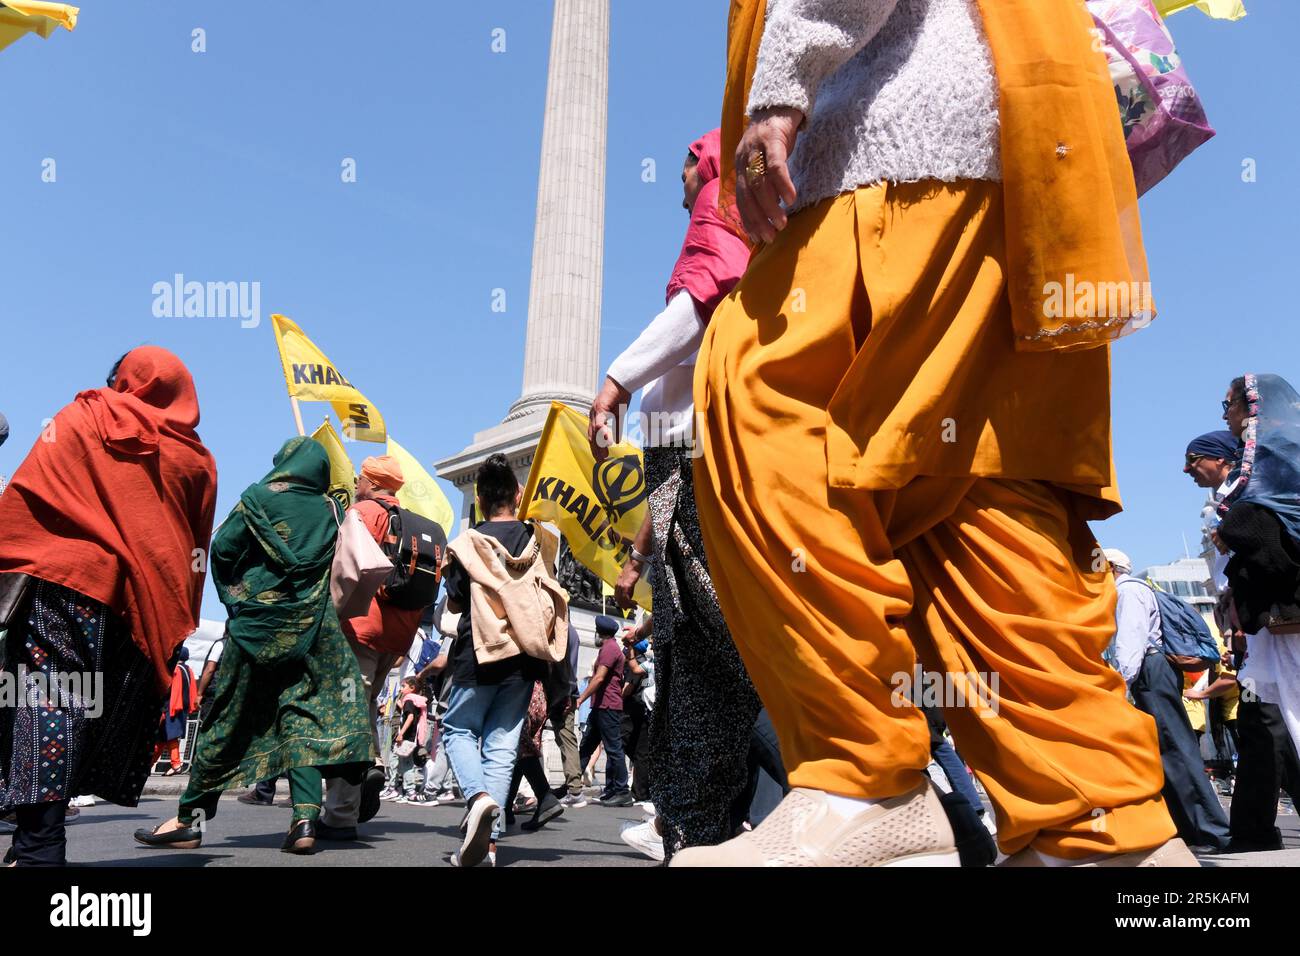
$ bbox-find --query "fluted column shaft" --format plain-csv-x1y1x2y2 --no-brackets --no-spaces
508,0,608,421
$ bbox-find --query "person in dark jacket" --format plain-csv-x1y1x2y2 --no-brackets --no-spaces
1214,374,1300,851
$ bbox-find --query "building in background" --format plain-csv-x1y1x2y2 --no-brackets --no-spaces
1138,556,1217,628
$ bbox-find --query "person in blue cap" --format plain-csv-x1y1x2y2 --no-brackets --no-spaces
1184,430,1239,496
575,615,632,806
1185,429,1241,593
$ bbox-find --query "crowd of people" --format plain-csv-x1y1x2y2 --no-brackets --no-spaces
0,0,1294,869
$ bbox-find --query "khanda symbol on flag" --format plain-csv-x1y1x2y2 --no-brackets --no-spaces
271,313,387,444
592,454,647,521
520,403,653,611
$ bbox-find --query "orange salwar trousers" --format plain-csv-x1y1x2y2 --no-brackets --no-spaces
693,180,1175,858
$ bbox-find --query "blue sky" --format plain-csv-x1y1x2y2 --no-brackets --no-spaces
1,1,1295,619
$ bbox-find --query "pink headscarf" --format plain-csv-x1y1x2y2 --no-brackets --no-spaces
664,129,751,321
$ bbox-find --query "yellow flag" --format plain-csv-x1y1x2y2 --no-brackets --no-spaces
310,419,355,512
387,437,455,537
520,402,652,611
1155,0,1246,20
270,313,387,443
0,1,78,53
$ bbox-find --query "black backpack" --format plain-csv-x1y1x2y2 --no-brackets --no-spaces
377,501,446,611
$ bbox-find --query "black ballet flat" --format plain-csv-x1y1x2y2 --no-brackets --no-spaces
134,821,203,849
281,818,317,855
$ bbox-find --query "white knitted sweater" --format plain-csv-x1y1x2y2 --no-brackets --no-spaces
747,0,1002,211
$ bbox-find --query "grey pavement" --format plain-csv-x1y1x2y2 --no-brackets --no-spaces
60,787,657,868
44,776,1300,867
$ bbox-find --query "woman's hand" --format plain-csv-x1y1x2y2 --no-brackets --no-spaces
615,558,643,609
588,376,631,463
735,107,803,244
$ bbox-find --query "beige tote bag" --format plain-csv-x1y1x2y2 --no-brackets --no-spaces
331,506,392,619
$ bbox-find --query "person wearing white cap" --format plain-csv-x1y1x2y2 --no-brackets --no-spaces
1106,549,1230,852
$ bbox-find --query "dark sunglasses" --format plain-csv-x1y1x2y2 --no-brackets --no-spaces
1222,397,1242,413
1185,454,1208,467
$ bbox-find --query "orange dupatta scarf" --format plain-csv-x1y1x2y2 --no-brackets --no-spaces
718,0,1155,353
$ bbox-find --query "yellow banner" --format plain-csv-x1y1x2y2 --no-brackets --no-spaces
0,2,78,53
310,419,355,512
1155,0,1246,20
270,313,386,443
388,437,455,537
520,403,652,611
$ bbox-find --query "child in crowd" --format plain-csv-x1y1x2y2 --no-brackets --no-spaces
394,677,431,805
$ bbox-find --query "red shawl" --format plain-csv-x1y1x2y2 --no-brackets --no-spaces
665,129,751,321
168,662,196,718
0,346,218,692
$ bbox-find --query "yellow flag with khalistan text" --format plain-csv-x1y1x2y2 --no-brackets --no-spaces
520,402,652,611
271,313,387,443
310,419,355,512
388,437,455,537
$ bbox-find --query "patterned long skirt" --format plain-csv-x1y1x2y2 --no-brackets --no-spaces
185,608,374,796
517,681,549,760
644,445,760,859
0,578,160,811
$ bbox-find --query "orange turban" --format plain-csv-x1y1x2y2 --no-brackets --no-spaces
360,454,404,492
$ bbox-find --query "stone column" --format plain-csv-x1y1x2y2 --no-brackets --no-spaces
434,0,610,529
506,0,608,423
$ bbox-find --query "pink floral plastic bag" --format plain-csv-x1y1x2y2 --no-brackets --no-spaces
1088,0,1216,195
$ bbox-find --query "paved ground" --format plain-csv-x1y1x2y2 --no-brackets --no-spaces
58,787,657,868
34,776,1300,867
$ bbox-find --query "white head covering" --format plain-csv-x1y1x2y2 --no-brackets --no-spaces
1102,548,1132,574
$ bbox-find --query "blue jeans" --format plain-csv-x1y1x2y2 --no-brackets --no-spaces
441,680,532,839
579,707,629,795
932,739,984,816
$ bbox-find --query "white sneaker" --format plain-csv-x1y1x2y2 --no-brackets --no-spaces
70,795,96,808
379,788,401,802
671,783,959,867
620,819,665,863
455,797,499,868
980,811,997,837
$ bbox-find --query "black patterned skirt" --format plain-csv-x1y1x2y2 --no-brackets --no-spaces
643,445,760,858
0,578,160,811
